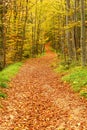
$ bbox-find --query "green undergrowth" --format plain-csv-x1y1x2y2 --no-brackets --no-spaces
50,47,57,52
0,92,7,98
0,62,22,98
36,51,46,58
54,60,87,99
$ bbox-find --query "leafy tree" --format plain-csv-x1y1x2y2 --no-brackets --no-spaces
0,0,87,68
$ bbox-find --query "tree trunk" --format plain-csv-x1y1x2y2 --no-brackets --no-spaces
66,0,73,61
80,0,86,66
2,0,7,68
20,0,28,60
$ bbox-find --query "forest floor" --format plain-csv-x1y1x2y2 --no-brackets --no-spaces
0,46,87,130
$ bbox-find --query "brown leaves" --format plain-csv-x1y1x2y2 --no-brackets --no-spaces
0,50,87,130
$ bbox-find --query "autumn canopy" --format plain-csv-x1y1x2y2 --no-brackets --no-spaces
0,0,87,68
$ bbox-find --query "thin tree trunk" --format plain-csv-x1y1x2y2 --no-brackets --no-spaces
80,0,86,66
66,0,73,61
0,0,3,69
2,0,7,68
20,0,28,60
34,0,38,45
74,0,80,59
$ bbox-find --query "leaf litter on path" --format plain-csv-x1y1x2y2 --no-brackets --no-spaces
0,49,87,130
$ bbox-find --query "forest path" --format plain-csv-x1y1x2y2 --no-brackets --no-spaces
0,46,87,130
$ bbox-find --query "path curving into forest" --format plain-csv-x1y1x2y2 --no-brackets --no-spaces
0,46,87,130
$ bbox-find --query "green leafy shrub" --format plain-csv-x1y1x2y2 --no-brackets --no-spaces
0,62,22,85
0,82,8,88
63,68,87,92
0,62,22,99
80,91,87,98
0,92,7,98
55,62,87,98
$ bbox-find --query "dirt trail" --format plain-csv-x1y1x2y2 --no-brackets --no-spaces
0,47,87,130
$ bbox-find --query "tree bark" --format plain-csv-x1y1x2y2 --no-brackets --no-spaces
66,0,73,61
2,0,7,68
80,0,86,66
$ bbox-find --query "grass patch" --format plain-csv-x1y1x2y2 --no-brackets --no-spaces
62,67,87,92
0,82,8,88
0,62,22,99
80,90,87,98
50,47,57,52
0,92,7,98
55,60,87,98
0,62,22,85
36,52,46,58
0,104,3,108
